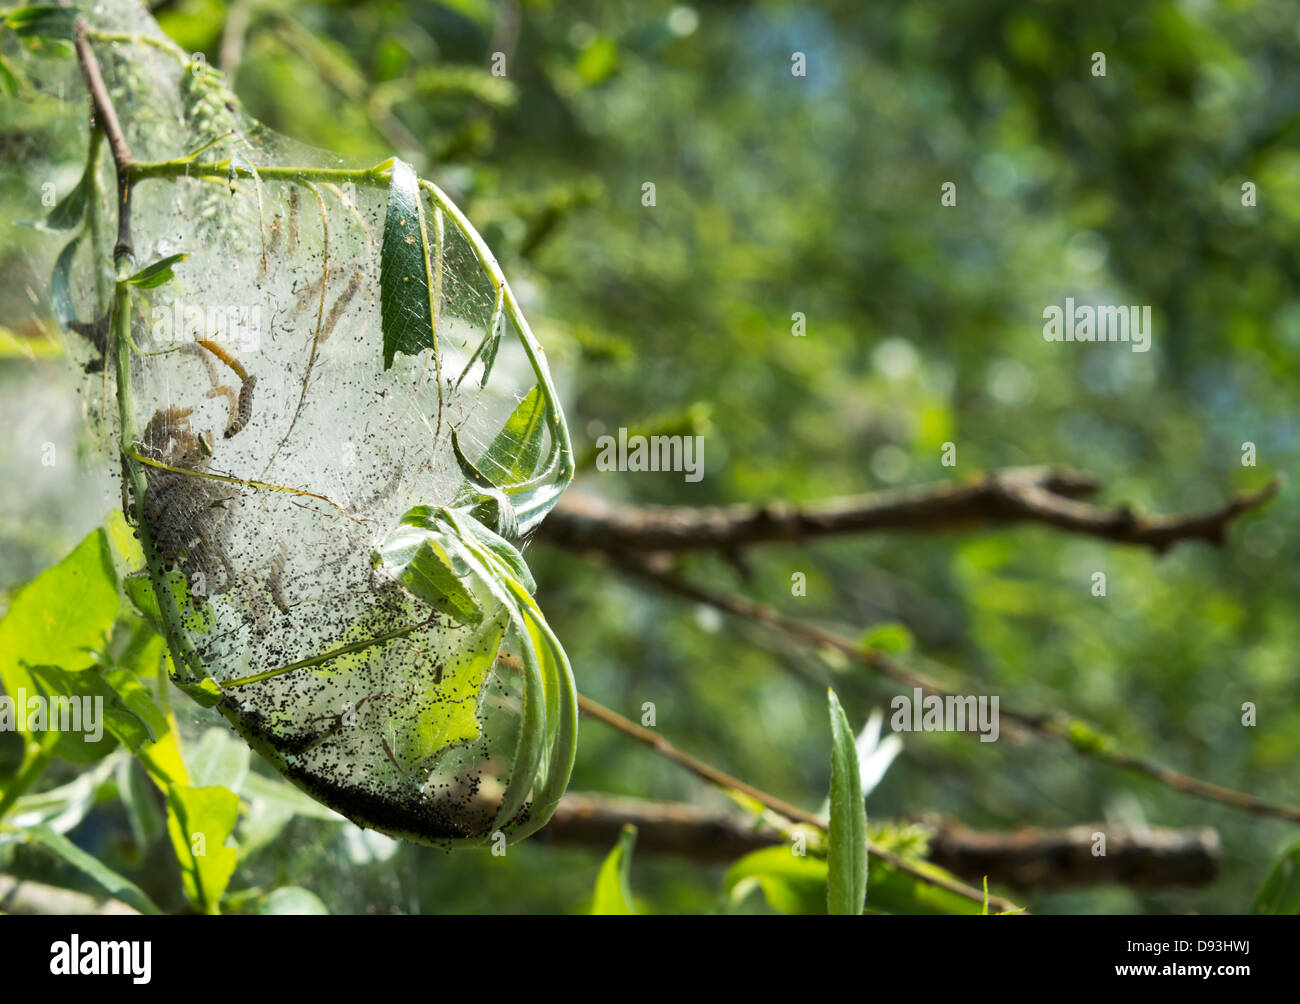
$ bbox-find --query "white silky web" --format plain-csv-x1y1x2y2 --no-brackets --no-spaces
10,0,575,845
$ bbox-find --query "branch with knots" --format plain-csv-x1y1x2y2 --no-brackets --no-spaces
539,466,1280,556
539,793,1222,890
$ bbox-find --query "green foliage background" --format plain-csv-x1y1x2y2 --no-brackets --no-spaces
1,0,1297,914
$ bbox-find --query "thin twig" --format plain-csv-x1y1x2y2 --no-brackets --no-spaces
74,20,134,262
575,693,1024,914
611,558,1300,825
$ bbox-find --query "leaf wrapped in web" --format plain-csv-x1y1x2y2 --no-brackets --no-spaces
11,0,577,847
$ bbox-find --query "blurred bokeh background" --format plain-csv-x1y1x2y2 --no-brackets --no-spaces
1,0,1297,914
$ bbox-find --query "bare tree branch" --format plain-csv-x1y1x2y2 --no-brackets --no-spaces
608,558,1300,825
74,20,136,261
541,467,1279,556
919,815,1221,890
538,793,1221,889
541,792,775,863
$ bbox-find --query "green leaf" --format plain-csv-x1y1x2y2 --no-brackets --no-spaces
45,168,90,230
126,252,189,289
456,286,504,389
50,235,81,328
27,664,152,760
6,755,119,836
166,784,240,914
104,507,145,568
186,727,251,793
858,621,915,655
0,51,23,95
137,728,190,792
381,614,506,773
6,6,80,41
725,846,829,915
256,886,330,915
116,758,165,849
380,157,440,369
113,617,165,679
24,825,163,915
827,687,867,915
122,573,165,635
373,520,484,626
478,385,547,486
868,857,983,915
575,36,620,86
435,505,535,594
0,529,120,739
591,823,638,915
16,665,120,764
72,666,157,753
451,430,519,540
1251,843,1300,915
102,661,168,743
356,506,551,784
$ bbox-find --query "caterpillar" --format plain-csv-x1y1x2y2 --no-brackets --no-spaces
258,214,283,282
268,543,289,614
225,374,256,439
287,188,301,256
196,337,249,381
322,268,364,342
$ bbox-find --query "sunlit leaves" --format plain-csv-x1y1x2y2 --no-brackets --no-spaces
166,784,239,914
0,528,120,737
477,385,548,487
591,823,638,915
373,520,485,627
125,252,189,288
382,614,507,773
725,846,828,915
370,504,576,826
